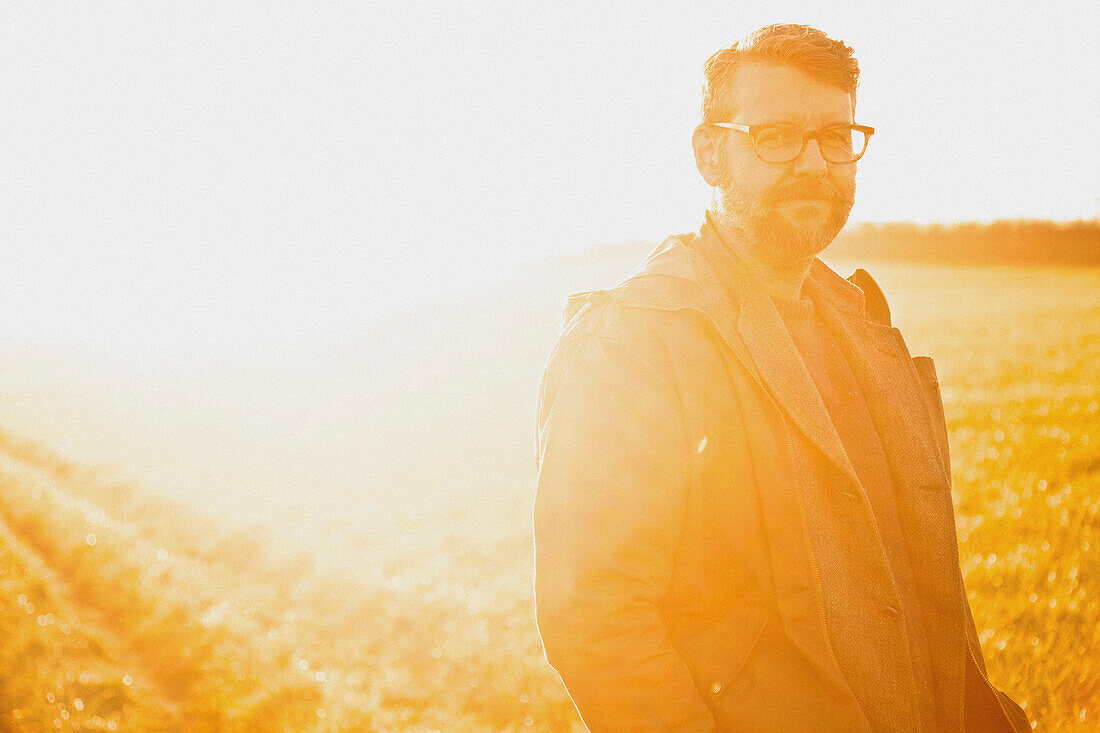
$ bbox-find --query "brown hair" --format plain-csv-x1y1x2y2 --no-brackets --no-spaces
701,24,860,124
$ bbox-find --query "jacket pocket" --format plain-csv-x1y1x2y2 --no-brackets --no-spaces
674,607,870,731
913,355,951,477
674,605,769,700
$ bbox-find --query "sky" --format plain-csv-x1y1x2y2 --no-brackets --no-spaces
0,1,1097,356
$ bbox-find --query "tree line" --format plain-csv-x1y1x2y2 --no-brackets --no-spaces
829,219,1100,266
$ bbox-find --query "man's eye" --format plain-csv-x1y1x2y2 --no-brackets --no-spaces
821,128,853,147
756,127,799,150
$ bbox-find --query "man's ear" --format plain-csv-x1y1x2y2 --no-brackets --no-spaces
692,124,722,187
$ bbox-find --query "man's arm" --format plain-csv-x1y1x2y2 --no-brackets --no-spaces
534,325,716,732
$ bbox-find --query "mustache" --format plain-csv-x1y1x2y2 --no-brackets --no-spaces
764,181,853,205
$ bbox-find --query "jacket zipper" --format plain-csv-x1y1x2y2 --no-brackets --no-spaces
643,303,843,683
963,623,1015,731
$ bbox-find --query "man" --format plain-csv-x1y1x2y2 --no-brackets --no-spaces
533,24,1028,732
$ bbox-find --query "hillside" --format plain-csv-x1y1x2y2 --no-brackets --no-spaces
0,431,574,731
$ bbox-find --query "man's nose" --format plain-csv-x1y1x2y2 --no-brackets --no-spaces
792,137,829,178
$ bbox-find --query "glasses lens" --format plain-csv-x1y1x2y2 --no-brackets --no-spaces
819,126,868,163
754,126,804,162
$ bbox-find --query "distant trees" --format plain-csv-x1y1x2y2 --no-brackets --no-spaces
830,220,1100,266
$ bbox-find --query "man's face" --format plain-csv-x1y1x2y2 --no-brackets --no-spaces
711,62,857,267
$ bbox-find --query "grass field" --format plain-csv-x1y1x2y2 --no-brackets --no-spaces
0,260,1097,731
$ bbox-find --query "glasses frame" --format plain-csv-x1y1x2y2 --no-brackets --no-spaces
712,122,875,164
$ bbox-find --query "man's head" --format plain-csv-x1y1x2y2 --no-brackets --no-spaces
692,25,864,272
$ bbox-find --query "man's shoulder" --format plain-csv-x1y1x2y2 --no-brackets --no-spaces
555,232,723,345
537,234,727,429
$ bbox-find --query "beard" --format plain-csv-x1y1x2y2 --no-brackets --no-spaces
713,150,855,271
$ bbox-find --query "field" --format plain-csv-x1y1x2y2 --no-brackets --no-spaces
0,255,1097,731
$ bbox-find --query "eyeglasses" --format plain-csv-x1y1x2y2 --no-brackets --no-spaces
711,122,875,164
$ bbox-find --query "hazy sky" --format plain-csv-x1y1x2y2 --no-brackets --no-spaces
1,1,1096,354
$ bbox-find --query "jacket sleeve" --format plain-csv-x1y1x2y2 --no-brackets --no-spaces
533,324,717,732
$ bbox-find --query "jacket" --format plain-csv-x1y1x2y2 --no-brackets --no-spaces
533,219,1029,732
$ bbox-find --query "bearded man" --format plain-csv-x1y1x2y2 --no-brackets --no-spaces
533,24,1029,732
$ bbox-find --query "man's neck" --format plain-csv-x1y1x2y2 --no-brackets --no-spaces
707,213,814,300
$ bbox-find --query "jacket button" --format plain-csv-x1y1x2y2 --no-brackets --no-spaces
708,680,722,695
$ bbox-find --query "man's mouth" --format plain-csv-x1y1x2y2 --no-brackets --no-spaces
766,181,844,205
776,198,833,210
773,189,837,204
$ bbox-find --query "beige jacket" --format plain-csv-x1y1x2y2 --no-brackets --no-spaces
534,220,1028,731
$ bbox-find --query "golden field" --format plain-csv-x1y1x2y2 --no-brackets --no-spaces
0,257,1097,731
